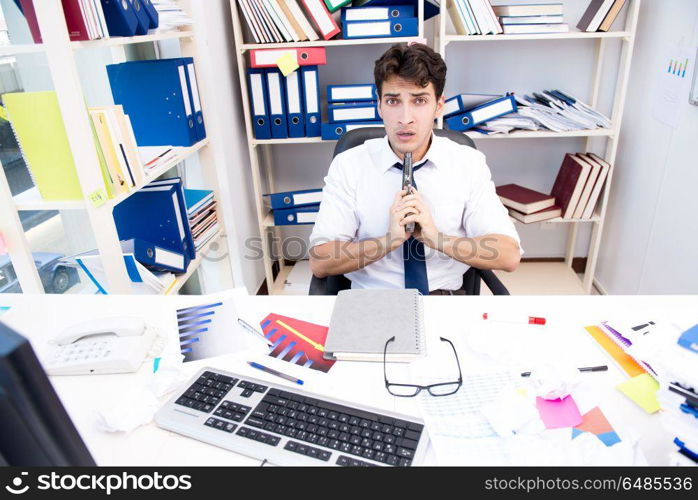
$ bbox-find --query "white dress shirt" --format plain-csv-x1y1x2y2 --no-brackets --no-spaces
309,134,523,291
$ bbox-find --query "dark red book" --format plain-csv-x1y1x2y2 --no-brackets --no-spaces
551,153,592,219
19,0,42,43
508,205,562,224
62,0,91,41
496,184,556,215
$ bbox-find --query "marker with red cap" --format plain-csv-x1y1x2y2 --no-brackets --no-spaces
482,312,546,325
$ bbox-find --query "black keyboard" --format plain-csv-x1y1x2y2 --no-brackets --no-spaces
156,368,428,466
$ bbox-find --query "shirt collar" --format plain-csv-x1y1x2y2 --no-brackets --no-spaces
378,132,442,173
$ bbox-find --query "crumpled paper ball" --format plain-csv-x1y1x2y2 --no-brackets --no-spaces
528,362,581,400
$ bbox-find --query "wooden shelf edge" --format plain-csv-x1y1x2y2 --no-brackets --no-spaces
71,30,194,50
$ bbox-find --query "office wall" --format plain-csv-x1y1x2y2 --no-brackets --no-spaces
596,0,698,294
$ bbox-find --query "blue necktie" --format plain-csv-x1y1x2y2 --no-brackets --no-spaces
393,160,429,295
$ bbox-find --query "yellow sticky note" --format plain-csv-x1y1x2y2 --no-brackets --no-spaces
0,106,8,121
88,188,108,208
616,373,660,413
275,52,299,77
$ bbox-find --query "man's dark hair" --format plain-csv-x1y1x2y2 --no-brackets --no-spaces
374,43,447,99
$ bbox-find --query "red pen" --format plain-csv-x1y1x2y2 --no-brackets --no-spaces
482,312,546,325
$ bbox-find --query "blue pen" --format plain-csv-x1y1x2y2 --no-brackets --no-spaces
248,361,304,385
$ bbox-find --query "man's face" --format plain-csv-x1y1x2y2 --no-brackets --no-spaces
377,76,445,161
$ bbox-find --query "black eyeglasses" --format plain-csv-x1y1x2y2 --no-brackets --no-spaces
383,336,462,397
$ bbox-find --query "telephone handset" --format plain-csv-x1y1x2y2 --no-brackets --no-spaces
45,316,158,375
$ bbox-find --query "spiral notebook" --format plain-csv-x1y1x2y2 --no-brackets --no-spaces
323,289,425,363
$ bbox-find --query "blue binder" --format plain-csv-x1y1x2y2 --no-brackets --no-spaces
340,5,414,23
113,183,193,269
107,58,198,147
342,17,418,39
140,177,196,260
285,69,305,138
321,121,383,140
130,0,150,35
247,68,271,140
100,0,139,37
300,66,321,137
328,102,378,123
183,60,206,142
139,0,159,28
327,84,377,103
445,95,518,132
265,69,288,139
129,237,187,273
353,0,438,20
443,93,501,118
273,204,320,226
265,188,322,210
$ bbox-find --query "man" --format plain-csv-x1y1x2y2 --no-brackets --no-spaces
309,43,522,295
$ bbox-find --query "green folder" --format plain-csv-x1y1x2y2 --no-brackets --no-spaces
324,0,351,13
3,91,83,200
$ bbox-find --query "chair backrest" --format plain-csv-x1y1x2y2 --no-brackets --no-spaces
333,127,476,159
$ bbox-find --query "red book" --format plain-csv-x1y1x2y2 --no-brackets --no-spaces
249,47,327,68
496,184,556,215
62,0,91,41
19,0,42,43
550,153,592,219
300,0,340,40
508,205,562,224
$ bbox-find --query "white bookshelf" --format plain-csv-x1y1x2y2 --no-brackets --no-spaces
437,0,641,294
0,0,235,295
231,0,639,295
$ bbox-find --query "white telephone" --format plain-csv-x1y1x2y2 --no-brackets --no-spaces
45,316,158,375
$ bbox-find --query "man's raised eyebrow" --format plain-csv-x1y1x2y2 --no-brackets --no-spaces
410,92,430,97
383,92,400,97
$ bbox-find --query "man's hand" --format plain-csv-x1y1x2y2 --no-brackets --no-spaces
388,189,415,248
398,188,440,248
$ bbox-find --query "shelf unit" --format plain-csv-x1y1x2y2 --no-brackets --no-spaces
230,0,639,295
0,0,235,295
436,0,640,293
228,0,426,294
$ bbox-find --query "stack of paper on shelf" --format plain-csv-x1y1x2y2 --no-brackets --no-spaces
113,177,195,271
577,0,628,32
447,0,503,36
495,184,560,223
2,91,83,201
480,89,611,135
62,240,176,295
138,146,180,174
352,0,440,20
89,105,145,198
340,4,418,40
184,189,219,250
107,58,206,147
151,0,191,31
491,3,567,34
264,188,322,225
321,83,383,140
247,49,325,139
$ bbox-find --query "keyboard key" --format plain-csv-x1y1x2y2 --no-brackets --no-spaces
319,451,331,462
241,389,254,398
245,417,265,428
224,423,236,433
387,455,399,466
362,449,375,460
400,439,419,451
254,384,268,393
405,430,422,442
308,448,319,459
284,441,298,452
407,422,423,433
236,427,249,437
238,381,248,389
370,422,381,432
267,436,280,446
336,455,350,466
297,445,308,455
397,447,414,459
399,458,411,467
374,452,388,463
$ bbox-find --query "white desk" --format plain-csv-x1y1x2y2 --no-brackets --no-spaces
1,293,696,466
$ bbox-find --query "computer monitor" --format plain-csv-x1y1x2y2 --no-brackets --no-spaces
0,320,95,466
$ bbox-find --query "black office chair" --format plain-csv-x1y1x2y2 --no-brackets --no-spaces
308,127,510,296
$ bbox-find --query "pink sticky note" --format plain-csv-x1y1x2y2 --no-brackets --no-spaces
536,395,583,429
